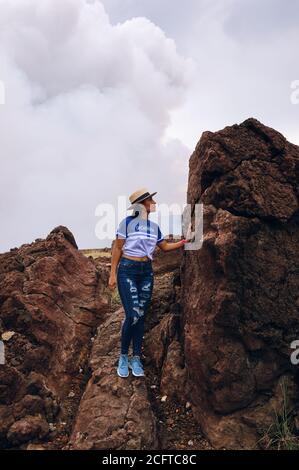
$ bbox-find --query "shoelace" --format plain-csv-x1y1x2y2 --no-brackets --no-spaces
120,355,128,366
131,356,143,368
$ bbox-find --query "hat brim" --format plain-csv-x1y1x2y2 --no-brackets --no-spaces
127,192,157,210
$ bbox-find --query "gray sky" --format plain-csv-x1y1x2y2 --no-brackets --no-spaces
1,0,298,252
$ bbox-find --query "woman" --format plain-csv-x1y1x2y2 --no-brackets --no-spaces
108,188,188,378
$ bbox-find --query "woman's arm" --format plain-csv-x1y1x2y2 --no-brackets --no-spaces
109,238,125,289
157,239,188,252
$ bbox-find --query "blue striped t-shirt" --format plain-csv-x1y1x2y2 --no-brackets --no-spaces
116,215,165,260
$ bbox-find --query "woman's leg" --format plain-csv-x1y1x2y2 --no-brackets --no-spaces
131,317,145,357
117,268,141,355
132,270,154,357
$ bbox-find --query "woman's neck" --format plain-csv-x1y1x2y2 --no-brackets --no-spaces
139,205,149,220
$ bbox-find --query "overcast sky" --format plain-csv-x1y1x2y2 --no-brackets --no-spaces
1,0,298,252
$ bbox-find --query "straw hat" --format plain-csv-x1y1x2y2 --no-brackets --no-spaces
127,187,157,210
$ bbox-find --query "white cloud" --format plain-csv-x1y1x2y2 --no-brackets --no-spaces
0,0,194,251
103,0,299,149
164,0,299,148
2,0,298,252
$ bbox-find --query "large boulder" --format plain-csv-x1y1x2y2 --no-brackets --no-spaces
181,118,299,449
0,226,108,448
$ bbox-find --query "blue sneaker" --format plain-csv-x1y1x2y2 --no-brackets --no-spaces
128,355,145,377
117,353,129,377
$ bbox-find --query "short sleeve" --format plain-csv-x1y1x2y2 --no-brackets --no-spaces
157,225,164,243
116,218,127,239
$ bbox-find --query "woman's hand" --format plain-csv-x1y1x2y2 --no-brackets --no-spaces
108,273,117,290
180,238,192,245
158,238,192,252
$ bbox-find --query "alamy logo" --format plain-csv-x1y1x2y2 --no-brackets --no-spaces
0,341,4,365
95,197,204,249
290,340,299,365
290,80,299,104
0,81,5,105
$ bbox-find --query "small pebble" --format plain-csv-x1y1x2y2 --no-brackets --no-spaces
1,331,15,341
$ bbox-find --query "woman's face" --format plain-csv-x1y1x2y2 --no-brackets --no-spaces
143,197,156,213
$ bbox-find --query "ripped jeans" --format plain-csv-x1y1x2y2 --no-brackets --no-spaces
117,257,154,356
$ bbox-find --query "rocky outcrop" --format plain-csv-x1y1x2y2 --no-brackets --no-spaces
0,226,108,448
2,118,298,451
1,229,206,450
181,118,299,449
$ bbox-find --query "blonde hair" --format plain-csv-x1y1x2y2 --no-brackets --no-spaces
131,202,148,219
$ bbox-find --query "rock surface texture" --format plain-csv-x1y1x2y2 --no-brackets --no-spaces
0,226,108,448
181,118,299,449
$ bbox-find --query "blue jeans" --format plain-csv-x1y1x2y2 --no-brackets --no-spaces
117,257,154,356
